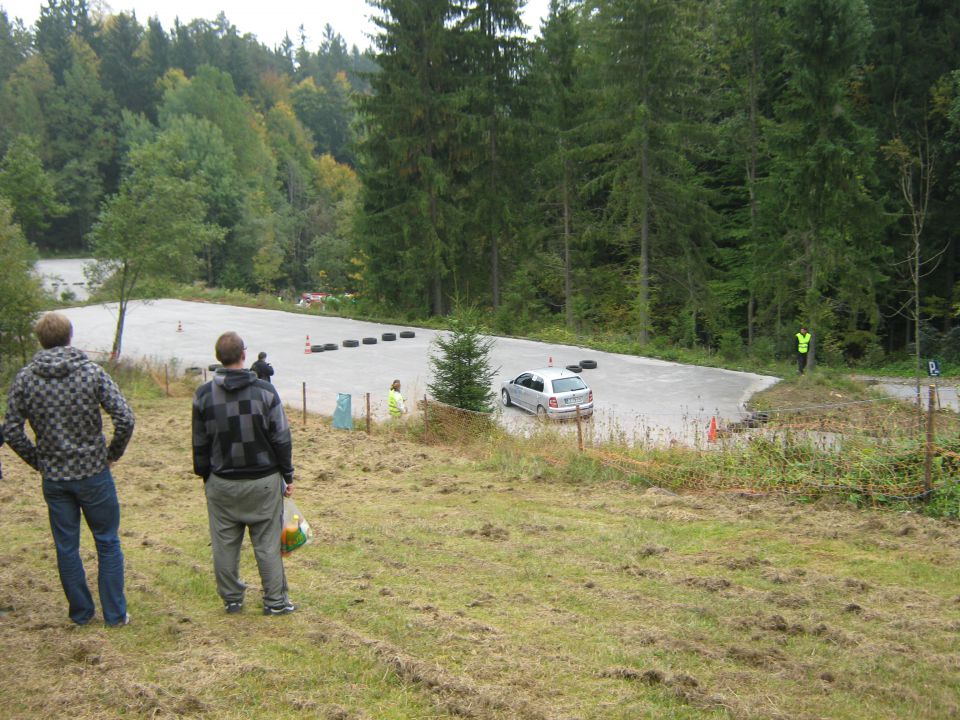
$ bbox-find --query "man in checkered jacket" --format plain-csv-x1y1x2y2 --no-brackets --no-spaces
3,312,135,627
192,331,296,616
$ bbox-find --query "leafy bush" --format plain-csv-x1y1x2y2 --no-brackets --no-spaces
925,480,960,519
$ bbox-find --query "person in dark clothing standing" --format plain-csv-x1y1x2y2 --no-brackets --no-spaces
192,332,296,616
3,312,135,627
251,351,274,382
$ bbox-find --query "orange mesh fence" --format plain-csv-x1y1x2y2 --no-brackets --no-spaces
418,394,959,501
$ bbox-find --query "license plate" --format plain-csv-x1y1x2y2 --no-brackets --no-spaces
564,395,585,406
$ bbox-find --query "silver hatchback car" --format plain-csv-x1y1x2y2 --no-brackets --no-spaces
500,367,594,419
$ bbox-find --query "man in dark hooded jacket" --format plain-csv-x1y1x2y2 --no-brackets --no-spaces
192,331,295,616
250,351,274,382
3,312,134,626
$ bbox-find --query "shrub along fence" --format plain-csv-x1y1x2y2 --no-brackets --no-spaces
421,385,960,506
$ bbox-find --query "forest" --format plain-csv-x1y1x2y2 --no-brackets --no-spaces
1,0,960,366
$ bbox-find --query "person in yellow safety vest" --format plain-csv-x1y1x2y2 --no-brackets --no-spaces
796,327,812,375
388,379,406,418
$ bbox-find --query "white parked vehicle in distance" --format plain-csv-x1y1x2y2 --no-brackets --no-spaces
500,367,594,419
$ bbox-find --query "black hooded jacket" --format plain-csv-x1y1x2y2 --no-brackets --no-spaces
191,369,293,482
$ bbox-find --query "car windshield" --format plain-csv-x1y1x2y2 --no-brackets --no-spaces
552,377,587,393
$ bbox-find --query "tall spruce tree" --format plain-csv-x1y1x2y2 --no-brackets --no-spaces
528,0,586,330
583,0,708,345
357,0,463,316
0,10,29,89
768,0,885,368
45,36,118,249
457,0,526,309
711,0,786,351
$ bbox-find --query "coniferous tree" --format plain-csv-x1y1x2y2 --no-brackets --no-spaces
709,0,788,352
528,0,587,330
768,0,885,368
0,10,29,89
865,0,960,349
583,0,709,345
46,36,118,248
357,0,462,316
457,0,527,308
35,0,99,83
98,12,153,117
427,307,497,412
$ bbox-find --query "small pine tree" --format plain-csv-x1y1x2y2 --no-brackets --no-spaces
427,309,498,413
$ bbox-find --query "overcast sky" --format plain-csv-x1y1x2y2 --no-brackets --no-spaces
1,0,552,52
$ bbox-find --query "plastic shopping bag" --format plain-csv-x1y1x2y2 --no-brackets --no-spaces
281,496,312,556
332,392,353,430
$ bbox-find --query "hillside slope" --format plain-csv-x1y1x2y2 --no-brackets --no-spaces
1,394,958,720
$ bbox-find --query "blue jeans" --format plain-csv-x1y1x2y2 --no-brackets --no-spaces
42,468,127,625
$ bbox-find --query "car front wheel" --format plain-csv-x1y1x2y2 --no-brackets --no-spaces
501,389,512,407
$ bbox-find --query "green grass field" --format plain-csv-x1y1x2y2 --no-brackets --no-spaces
1,387,958,719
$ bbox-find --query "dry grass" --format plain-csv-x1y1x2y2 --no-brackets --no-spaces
1,391,959,719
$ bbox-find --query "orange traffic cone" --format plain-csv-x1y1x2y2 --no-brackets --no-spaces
304,335,312,354
548,356,553,367
708,416,718,443
177,321,183,333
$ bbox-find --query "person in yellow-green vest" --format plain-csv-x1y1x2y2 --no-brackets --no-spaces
796,327,812,374
388,379,406,418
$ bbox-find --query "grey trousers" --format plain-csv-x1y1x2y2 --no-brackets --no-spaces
204,472,289,608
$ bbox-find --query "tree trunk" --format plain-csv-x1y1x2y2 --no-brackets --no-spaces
563,155,573,329
489,119,500,309
746,20,759,350
112,301,126,359
638,131,650,346
111,262,133,358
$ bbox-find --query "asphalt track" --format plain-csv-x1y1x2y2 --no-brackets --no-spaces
32,257,780,444
50,297,778,445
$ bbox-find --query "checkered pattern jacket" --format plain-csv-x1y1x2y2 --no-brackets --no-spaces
3,346,135,481
191,369,294,483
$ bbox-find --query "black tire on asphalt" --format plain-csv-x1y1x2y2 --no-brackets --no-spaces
501,389,512,407
343,339,360,348
362,337,378,345
565,364,582,373
399,330,416,338
208,363,222,371
310,345,325,353
579,359,598,369
382,332,397,341
323,343,339,351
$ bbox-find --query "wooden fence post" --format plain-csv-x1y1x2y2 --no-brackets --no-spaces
575,405,584,452
423,395,429,441
164,365,169,397
302,382,307,425
924,384,935,494
366,392,371,434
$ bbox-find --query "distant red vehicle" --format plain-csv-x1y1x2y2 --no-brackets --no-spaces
298,292,330,306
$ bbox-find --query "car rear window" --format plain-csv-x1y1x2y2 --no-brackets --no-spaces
551,377,587,393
